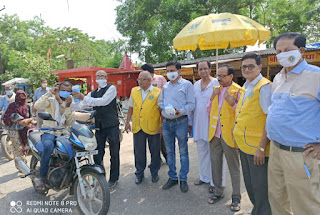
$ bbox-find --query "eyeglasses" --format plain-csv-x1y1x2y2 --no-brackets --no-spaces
240,64,256,70
137,78,149,82
96,75,107,79
217,74,229,79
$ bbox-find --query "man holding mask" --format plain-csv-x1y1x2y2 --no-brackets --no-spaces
266,32,320,215
158,61,195,193
73,70,120,188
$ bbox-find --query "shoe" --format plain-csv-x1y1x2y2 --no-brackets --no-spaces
162,178,178,190
135,176,144,184
108,180,117,188
180,181,188,193
34,177,46,191
152,175,159,183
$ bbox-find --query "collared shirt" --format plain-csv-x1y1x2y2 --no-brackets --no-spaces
190,78,219,142
84,85,117,107
158,77,195,119
242,73,272,114
151,74,167,89
0,94,16,119
128,85,154,107
266,60,320,147
33,87,50,101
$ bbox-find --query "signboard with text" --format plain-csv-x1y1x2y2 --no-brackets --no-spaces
268,51,320,65
155,68,194,76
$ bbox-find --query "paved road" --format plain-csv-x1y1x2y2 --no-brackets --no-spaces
0,133,253,215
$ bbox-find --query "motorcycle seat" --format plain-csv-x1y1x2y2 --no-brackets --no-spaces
29,132,42,144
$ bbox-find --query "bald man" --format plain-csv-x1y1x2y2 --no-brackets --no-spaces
125,71,162,184
73,70,120,188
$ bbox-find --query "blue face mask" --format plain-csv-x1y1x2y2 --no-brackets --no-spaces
6,90,13,96
59,90,71,98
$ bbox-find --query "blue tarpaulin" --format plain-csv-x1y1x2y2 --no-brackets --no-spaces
306,42,320,50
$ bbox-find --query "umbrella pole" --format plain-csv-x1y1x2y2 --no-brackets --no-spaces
216,43,218,76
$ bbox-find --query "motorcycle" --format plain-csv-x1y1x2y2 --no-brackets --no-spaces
16,111,110,215
0,120,14,160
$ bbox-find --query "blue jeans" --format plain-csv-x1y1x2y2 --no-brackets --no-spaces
162,117,189,181
39,133,56,178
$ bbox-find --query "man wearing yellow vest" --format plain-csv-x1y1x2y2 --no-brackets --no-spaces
233,53,272,215
125,71,162,184
207,64,241,212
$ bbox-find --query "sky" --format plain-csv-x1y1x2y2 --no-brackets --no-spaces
1,0,123,41
0,0,265,63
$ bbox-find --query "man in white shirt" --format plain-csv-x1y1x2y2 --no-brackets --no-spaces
73,70,120,188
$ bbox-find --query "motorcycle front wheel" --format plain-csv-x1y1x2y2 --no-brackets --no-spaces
74,169,110,215
1,134,14,160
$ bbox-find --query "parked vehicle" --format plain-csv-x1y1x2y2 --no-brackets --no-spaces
16,111,110,215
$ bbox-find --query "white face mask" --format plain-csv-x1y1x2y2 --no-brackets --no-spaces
276,50,302,67
41,83,47,88
167,71,179,81
96,79,107,87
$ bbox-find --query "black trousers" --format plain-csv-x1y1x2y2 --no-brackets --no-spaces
160,137,167,161
239,151,271,215
133,130,161,178
94,126,120,183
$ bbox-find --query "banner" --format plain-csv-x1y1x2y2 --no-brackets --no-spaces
155,68,194,76
268,51,320,65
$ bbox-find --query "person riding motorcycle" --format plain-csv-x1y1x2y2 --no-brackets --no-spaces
33,81,75,191
3,90,33,163
0,85,16,120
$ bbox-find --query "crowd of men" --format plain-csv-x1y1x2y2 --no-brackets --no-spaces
124,32,320,215
2,32,319,215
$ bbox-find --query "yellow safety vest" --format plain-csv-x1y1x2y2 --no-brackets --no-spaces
131,86,161,135
208,82,241,148
233,77,271,156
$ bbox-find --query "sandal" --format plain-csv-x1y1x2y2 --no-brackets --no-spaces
230,197,241,211
208,186,216,193
194,179,206,185
208,194,224,204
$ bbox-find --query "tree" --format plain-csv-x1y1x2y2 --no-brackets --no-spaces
115,0,320,63
0,14,127,85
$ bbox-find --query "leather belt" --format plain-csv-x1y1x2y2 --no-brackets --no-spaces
273,141,305,152
164,115,187,123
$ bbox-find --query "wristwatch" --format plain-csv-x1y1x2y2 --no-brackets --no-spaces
258,146,265,152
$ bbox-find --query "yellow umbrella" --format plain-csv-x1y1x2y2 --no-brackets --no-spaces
173,12,271,70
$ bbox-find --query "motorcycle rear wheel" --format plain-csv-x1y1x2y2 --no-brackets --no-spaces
74,169,110,215
1,134,14,160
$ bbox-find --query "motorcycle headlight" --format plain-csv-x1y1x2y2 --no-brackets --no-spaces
78,135,97,151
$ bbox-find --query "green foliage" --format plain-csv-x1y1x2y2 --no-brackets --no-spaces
0,14,126,86
115,0,320,63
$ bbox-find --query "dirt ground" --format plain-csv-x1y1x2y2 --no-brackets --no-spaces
0,132,253,215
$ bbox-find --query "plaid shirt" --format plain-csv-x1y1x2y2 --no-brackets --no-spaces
151,74,167,89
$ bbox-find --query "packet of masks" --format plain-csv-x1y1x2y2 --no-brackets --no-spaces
160,104,176,115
